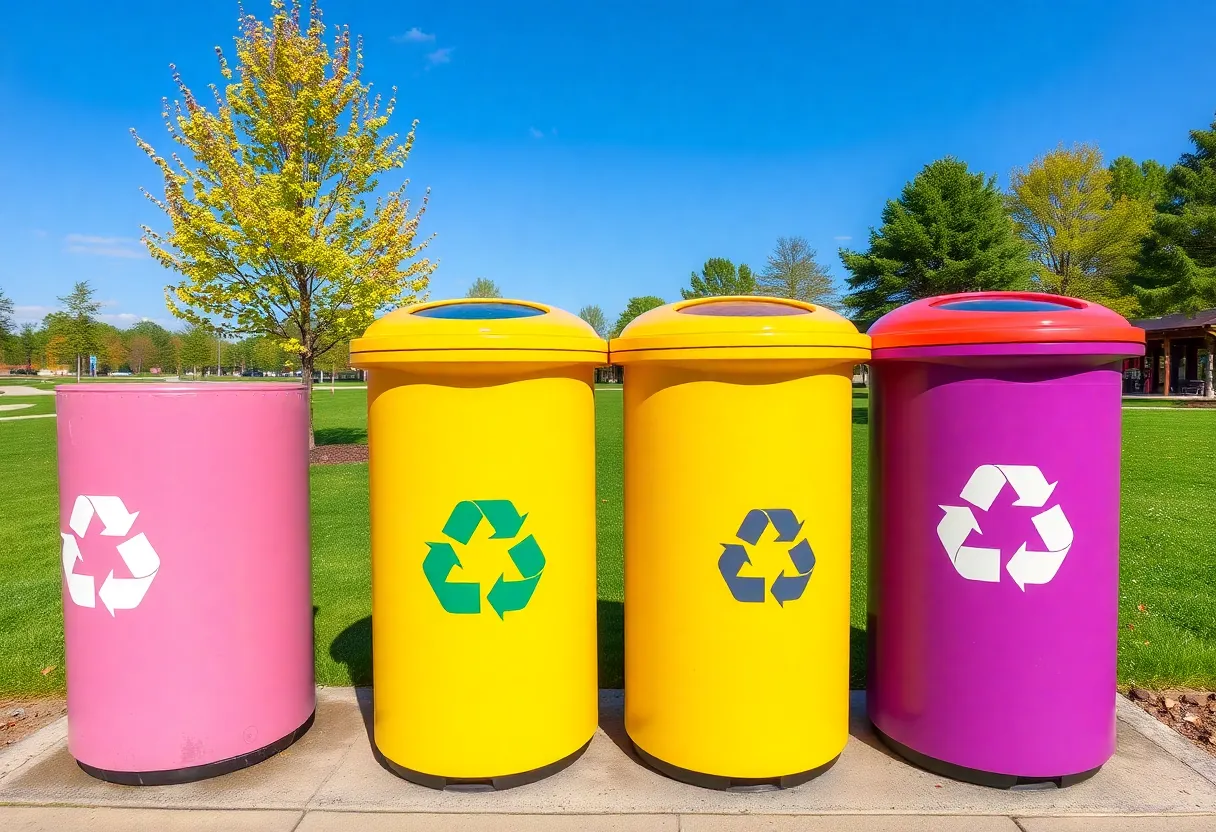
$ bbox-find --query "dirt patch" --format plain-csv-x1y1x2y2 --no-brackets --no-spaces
1,697,66,748
1180,400,1216,408
1128,688,1216,754
310,444,369,465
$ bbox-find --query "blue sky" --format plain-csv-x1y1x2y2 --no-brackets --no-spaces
3,0,1216,329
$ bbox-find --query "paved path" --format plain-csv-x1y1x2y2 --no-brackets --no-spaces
0,413,55,422
1,689,1213,830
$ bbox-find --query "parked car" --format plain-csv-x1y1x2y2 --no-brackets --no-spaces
241,369,265,377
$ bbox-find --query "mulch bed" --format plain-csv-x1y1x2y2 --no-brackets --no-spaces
1,698,66,748
310,444,369,465
1128,688,1216,753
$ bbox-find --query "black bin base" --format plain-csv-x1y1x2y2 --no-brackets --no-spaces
379,738,591,791
77,710,316,786
873,723,1103,789
631,737,839,791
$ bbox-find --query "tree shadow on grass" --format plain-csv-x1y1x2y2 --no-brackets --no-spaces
314,426,367,445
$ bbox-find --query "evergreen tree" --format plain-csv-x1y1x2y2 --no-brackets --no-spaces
51,281,102,381
840,158,1033,321
681,258,757,299
1133,116,1216,313
1109,156,1169,206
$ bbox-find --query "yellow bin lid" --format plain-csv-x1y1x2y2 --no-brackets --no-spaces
609,296,870,364
350,299,608,366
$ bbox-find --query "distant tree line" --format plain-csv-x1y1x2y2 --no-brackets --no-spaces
0,280,299,377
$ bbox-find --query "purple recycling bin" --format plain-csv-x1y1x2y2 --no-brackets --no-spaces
866,292,1145,788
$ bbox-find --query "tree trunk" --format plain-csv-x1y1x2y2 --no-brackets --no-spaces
76,354,81,383
301,352,316,449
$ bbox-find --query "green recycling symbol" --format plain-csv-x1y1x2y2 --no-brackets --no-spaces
422,500,545,619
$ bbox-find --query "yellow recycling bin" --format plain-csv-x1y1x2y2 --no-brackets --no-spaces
611,296,870,789
350,299,607,789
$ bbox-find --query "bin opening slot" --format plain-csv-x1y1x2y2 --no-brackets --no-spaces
677,300,811,317
412,302,547,320
934,298,1081,313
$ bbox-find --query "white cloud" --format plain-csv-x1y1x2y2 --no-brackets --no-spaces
427,47,453,66
391,27,435,43
529,127,545,139
833,235,852,242
64,233,146,259
13,305,58,324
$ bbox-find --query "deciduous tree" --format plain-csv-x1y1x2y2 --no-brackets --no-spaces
840,158,1032,322
178,325,216,376
102,331,129,373
466,278,502,299
612,296,665,337
127,334,155,374
578,304,608,338
134,0,433,445
1007,144,1149,316
682,258,757,299
0,287,13,346
757,236,838,307
128,320,176,371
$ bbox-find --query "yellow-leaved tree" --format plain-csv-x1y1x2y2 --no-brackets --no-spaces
1007,144,1150,317
133,0,434,446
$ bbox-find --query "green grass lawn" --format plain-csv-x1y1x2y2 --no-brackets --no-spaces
0,396,57,417
1,387,1214,695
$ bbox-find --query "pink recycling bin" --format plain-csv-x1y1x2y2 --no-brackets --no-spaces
55,383,315,784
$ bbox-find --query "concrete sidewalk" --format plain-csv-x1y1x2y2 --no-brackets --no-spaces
1,689,1214,831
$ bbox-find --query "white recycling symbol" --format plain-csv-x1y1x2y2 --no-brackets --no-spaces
61,495,161,615
936,465,1074,590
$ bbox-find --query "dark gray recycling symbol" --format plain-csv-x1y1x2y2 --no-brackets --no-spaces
718,509,816,606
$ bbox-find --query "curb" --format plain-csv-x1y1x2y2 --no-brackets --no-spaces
1116,695,1216,787
0,717,67,785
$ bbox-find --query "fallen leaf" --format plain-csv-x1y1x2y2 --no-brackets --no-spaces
40,666,55,676
1137,604,1147,612
1128,624,1134,630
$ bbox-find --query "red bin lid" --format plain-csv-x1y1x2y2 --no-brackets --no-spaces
867,292,1146,350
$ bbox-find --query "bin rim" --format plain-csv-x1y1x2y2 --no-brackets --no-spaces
53,382,306,394
349,298,608,365
867,291,1146,354
608,296,870,363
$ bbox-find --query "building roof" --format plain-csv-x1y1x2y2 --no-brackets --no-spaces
1132,308,1216,333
